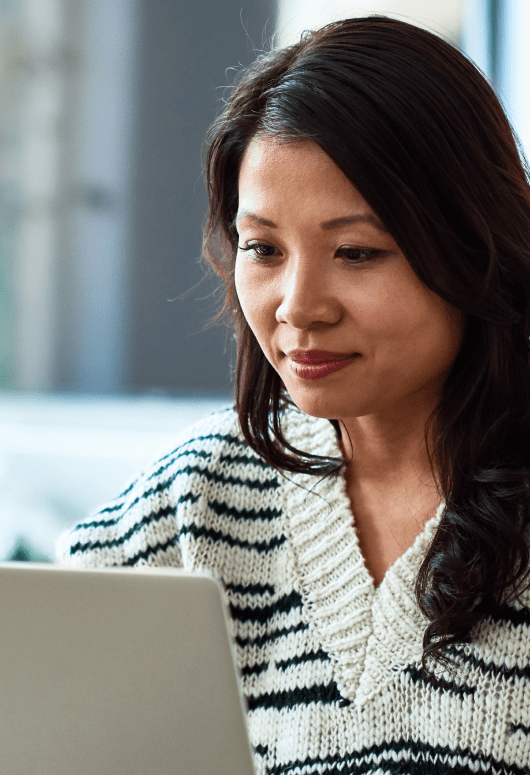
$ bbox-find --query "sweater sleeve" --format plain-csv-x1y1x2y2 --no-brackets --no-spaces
56,406,243,569
56,405,269,571
56,443,186,569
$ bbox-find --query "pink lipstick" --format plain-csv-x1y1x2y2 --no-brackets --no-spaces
286,350,358,380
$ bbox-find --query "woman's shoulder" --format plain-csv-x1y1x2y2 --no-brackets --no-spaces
56,405,279,567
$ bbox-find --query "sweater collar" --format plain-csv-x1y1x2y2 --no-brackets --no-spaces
281,409,443,706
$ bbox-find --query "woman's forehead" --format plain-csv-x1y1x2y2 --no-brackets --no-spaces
237,136,382,230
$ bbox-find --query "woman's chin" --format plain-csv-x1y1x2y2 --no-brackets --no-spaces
285,389,370,423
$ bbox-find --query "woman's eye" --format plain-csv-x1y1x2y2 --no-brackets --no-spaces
238,242,277,259
237,242,385,263
337,247,384,263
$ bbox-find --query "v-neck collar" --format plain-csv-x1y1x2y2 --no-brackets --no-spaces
280,409,443,706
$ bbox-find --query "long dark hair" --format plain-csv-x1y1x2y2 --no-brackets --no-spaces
203,16,530,667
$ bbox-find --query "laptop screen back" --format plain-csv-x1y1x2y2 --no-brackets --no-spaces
0,563,256,775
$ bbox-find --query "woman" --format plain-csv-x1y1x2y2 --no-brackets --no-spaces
60,16,530,774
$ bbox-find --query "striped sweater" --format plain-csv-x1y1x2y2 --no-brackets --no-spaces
58,405,530,775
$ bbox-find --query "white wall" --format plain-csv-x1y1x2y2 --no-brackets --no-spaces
276,0,463,46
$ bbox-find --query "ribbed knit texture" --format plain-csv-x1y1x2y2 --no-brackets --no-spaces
58,406,530,774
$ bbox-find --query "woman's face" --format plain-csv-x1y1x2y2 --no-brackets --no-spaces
234,136,462,423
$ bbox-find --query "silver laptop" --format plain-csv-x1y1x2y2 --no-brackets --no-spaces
0,562,256,775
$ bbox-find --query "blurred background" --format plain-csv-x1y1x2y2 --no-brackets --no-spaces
0,0,529,560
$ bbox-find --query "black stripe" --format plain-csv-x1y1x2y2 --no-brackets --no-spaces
275,649,329,671
225,581,276,596
69,501,181,555
154,429,245,465
176,464,278,490
94,457,278,525
123,533,181,566
230,591,302,623
246,680,343,711
152,445,275,480
179,522,285,553
80,474,182,528
86,433,276,526
266,739,530,775
510,723,530,736
98,479,136,512
219,450,275,470
80,487,192,531
95,452,203,517
76,511,120,526
75,499,174,535
72,502,283,558
85,467,280,535
95,428,264,521
488,603,530,629
240,662,268,677
147,430,256,479
207,498,281,522
448,646,530,682
404,665,475,697
236,621,308,648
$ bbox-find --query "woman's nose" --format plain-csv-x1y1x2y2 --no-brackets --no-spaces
275,258,342,329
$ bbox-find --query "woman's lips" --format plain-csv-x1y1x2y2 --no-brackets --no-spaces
286,350,359,380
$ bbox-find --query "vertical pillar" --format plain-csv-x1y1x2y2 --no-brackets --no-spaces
494,0,530,159
126,0,276,394
10,0,65,390
57,0,138,393
461,0,494,81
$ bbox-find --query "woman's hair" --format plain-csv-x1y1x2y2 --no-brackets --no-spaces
203,15,530,668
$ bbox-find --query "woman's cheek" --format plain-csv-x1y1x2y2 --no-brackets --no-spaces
236,267,276,335
347,280,401,331
234,263,255,322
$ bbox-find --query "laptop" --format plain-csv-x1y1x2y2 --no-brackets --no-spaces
0,562,256,775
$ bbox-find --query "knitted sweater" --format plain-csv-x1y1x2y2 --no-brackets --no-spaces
58,406,530,775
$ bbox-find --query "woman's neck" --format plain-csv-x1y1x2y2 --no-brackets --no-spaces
340,414,433,483
339,401,440,586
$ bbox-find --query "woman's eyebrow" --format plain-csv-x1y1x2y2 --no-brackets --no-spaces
234,211,388,233
234,212,277,228
320,214,389,233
